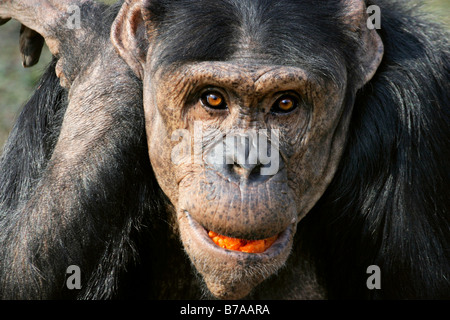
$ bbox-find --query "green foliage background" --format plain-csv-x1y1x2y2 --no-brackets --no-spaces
0,0,448,149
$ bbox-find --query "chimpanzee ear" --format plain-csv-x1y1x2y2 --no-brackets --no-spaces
111,0,151,80
341,0,384,88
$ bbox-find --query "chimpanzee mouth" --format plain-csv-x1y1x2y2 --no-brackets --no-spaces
181,210,295,259
178,210,296,299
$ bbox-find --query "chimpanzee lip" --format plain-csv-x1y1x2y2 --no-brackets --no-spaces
182,210,295,259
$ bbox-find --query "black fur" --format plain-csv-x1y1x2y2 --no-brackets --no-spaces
0,0,448,299
307,1,450,299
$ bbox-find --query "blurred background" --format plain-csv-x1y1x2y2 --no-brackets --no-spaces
0,0,449,149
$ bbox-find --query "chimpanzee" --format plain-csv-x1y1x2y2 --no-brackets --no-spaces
0,0,448,299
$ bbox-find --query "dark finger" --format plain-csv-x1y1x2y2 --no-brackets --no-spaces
19,25,45,68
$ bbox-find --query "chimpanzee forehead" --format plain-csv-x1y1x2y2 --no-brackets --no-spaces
156,61,334,95
150,0,351,77
156,62,312,97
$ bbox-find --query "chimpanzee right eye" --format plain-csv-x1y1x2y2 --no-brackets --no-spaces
200,91,228,110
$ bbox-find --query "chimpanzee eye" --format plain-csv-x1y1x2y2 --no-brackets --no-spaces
271,94,300,114
200,91,227,110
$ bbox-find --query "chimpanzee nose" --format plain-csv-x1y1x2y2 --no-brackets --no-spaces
227,135,261,180
205,134,281,183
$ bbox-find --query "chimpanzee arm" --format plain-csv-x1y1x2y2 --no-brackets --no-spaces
0,49,151,299
0,1,153,299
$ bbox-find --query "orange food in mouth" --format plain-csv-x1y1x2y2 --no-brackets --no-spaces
208,231,277,253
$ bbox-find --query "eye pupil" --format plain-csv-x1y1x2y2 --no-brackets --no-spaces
201,91,227,110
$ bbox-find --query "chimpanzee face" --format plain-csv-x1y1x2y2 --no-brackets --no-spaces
112,0,383,299
143,59,350,298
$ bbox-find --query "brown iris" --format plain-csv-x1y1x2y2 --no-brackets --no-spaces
201,91,227,110
272,94,299,114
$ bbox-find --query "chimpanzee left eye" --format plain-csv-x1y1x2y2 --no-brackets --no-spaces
271,94,299,114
